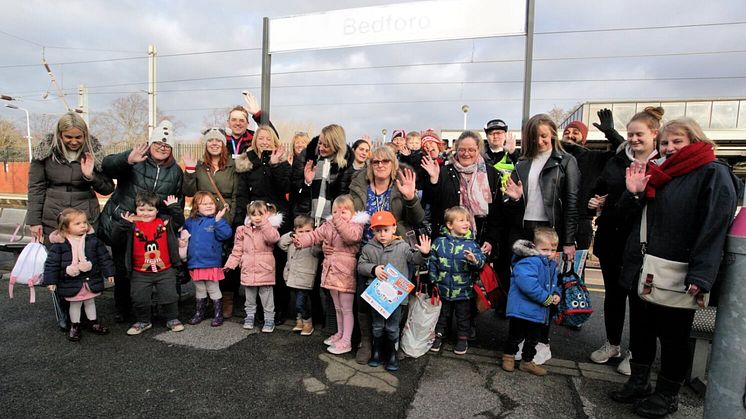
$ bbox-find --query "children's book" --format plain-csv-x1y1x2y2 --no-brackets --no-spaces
362,263,415,319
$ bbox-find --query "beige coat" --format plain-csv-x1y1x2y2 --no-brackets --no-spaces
278,232,321,290
224,214,282,286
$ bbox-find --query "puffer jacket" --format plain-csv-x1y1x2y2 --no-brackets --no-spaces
278,231,321,290
43,233,115,298
224,214,282,286
295,212,368,293
428,227,486,301
358,237,427,285
182,159,240,226
234,150,292,230
509,149,580,245
110,205,184,274
27,134,114,237
98,150,184,245
506,240,560,325
348,169,425,238
183,215,233,270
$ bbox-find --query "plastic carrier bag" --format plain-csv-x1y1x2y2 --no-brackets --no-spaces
9,240,48,303
400,285,441,358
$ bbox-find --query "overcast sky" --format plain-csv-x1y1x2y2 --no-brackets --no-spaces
1,0,745,142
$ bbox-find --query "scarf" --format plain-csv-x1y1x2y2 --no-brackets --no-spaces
645,141,715,198
452,154,492,227
312,158,333,226
65,235,92,277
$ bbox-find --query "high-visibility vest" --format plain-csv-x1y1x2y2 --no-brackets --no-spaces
492,152,515,190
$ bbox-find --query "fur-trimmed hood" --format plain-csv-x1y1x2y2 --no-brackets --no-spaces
324,211,370,225
234,149,289,174
34,133,105,170
512,239,541,257
243,212,285,228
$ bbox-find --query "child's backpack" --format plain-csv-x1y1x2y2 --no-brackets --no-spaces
9,240,48,303
474,263,506,313
553,260,593,328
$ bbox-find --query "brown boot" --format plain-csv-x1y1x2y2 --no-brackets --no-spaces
502,354,515,372
355,312,373,365
293,318,304,332
222,291,234,319
300,319,314,336
520,361,547,376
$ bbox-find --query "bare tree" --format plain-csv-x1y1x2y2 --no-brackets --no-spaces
28,113,58,145
273,120,318,145
0,118,24,162
90,93,179,146
202,107,232,130
546,106,572,125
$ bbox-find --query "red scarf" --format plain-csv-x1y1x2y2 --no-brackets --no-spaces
645,142,715,198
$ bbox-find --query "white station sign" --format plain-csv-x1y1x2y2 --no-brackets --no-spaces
269,0,527,53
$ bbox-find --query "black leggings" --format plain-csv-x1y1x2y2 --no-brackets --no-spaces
598,256,628,346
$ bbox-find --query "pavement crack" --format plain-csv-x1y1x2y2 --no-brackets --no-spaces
567,376,592,419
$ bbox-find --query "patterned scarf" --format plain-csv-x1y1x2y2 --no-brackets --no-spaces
452,154,492,226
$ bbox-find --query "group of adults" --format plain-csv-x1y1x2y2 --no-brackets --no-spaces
26,95,741,418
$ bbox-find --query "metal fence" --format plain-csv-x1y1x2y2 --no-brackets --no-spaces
0,142,209,162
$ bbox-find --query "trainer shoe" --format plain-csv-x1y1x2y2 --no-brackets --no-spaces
534,342,552,365
327,343,352,355
167,319,185,332
617,350,632,376
454,339,468,355
243,315,255,330
323,333,341,346
429,333,443,352
126,322,152,336
590,341,621,364
261,321,275,333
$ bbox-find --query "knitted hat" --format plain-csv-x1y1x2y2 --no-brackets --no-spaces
202,127,226,145
420,129,443,150
565,121,588,143
484,119,508,134
149,120,175,146
370,211,397,228
391,129,406,140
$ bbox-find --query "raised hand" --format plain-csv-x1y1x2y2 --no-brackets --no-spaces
182,154,197,169
303,160,316,185
625,161,650,193
395,168,417,200
163,195,178,206
215,206,228,222
120,211,136,223
415,234,431,254
420,155,440,184
270,144,286,165
593,108,615,133
242,91,261,115
80,152,94,179
127,144,149,165
505,132,517,153
504,177,523,200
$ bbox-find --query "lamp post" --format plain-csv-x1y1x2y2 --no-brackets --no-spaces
462,105,470,130
382,128,388,143
5,104,32,162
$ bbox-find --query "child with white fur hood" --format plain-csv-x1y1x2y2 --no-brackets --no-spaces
224,200,283,333
294,194,369,355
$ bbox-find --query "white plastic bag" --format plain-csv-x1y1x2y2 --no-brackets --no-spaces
400,288,441,358
9,240,47,303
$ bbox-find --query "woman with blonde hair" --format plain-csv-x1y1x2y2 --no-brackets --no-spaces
287,132,310,166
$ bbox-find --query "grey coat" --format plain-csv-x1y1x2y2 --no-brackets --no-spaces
27,134,114,237
358,238,427,286
278,231,322,290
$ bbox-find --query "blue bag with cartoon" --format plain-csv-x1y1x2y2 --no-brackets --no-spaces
553,260,593,327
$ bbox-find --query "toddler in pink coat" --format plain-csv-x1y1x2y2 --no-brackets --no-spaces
294,194,368,355
225,200,283,333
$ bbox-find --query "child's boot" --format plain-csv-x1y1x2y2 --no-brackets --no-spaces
519,360,547,376
385,338,400,372
222,291,234,319
293,315,303,332
301,318,314,336
68,323,82,342
502,354,515,372
355,311,373,365
189,298,207,325
211,299,224,327
90,319,109,335
368,337,382,367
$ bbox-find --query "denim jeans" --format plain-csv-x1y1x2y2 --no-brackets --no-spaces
294,289,312,320
371,304,402,341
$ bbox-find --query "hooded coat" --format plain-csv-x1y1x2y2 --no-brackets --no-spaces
224,214,282,287
278,231,321,290
98,149,184,245
43,233,115,298
428,227,486,301
506,240,560,324
295,212,368,294
27,134,114,237
183,215,233,270
358,237,427,285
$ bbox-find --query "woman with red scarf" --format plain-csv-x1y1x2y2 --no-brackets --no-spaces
609,118,740,418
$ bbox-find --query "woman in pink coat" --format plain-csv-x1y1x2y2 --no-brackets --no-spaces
225,200,282,333
295,194,368,355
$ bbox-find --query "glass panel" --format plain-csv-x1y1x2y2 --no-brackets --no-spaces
636,102,661,113
739,101,746,128
588,104,613,131
612,103,636,130
662,102,686,122
710,101,739,129
685,102,712,127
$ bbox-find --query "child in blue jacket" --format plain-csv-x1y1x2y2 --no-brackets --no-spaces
502,227,561,376
182,191,233,327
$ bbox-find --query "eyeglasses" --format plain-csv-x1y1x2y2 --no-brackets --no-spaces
152,142,172,151
371,159,392,166
457,148,478,155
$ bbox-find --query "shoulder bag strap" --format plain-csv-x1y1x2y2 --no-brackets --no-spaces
639,205,648,255
205,168,227,208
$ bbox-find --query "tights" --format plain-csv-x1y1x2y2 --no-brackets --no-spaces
69,299,97,323
329,290,355,347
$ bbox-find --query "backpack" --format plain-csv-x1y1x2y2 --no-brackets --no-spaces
474,263,506,313
9,240,48,303
553,260,593,327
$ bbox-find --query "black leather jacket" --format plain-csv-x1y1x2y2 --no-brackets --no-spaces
509,149,580,245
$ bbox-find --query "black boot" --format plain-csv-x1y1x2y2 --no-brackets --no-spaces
634,375,682,418
368,337,382,367
89,319,109,335
386,338,400,372
68,323,82,342
609,362,654,403
189,298,207,325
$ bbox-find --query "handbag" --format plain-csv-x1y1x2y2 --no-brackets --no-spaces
8,238,48,303
637,206,708,309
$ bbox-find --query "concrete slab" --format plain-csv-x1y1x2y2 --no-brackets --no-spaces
152,321,250,350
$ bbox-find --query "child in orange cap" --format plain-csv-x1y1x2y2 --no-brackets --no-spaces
358,211,431,371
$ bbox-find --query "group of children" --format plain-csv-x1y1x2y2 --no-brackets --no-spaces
43,188,563,377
